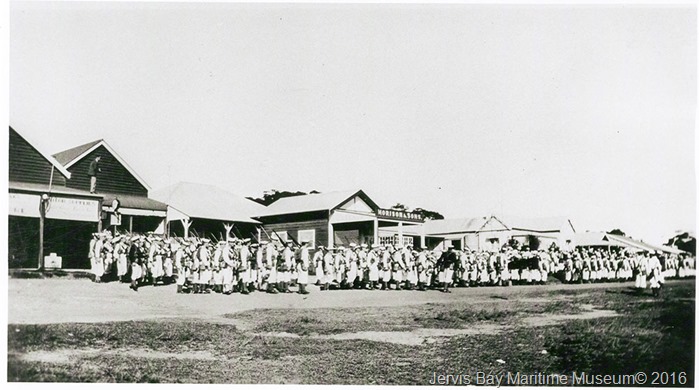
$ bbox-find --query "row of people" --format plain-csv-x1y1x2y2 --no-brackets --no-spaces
87,232,695,296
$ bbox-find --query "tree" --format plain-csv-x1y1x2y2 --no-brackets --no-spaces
607,229,626,237
665,232,696,255
412,208,445,220
247,189,320,206
390,203,444,220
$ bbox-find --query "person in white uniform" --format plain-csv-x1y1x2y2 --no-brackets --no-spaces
380,246,392,290
635,254,649,292
648,252,664,297
296,241,311,294
114,236,129,283
367,244,381,289
92,233,105,283
322,246,335,291
313,246,326,286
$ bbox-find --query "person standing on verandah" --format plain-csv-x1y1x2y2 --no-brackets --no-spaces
88,156,102,193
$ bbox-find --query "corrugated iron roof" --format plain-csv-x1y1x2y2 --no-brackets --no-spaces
606,234,659,252
52,139,103,165
422,217,489,235
150,182,265,224
498,215,574,233
257,189,372,217
659,245,685,255
575,232,613,246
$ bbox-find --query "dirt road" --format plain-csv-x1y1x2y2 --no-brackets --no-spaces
8,278,690,324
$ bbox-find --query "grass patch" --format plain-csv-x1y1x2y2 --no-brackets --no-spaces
9,320,241,353
413,306,513,328
229,299,584,334
8,280,695,384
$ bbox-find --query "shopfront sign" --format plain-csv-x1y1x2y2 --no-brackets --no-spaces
9,193,40,218
9,193,100,222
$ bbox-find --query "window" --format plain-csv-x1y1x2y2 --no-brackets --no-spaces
378,235,413,247
297,229,316,248
379,236,395,247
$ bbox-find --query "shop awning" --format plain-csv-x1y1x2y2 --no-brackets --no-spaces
101,193,167,217
440,233,467,240
9,181,102,198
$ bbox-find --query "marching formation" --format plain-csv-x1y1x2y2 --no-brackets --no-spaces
88,231,696,297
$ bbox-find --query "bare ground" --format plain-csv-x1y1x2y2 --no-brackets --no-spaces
8,277,662,324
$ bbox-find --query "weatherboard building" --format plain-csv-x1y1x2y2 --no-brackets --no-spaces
254,190,425,248
382,215,576,252
9,127,103,269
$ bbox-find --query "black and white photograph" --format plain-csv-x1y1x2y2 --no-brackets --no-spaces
6,0,697,386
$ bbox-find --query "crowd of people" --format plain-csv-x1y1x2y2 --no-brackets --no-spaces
88,231,696,297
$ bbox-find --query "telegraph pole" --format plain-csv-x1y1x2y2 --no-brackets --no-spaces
39,166,55,270
37,194,49,270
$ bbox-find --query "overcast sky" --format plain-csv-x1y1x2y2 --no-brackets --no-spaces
9,2,696,244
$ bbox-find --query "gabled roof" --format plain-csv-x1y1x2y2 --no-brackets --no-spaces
52,139,102,166
422,217,490,235
10,127,72,179
52,139,151,190
498,215,575,233
150,182,266,224
257,189,379,217
575,231,612,247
